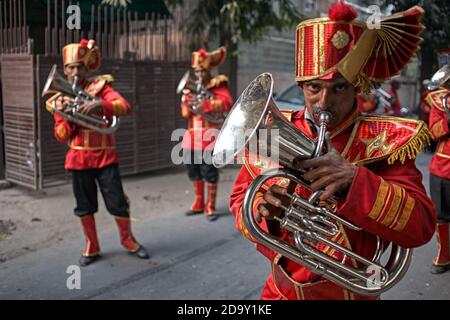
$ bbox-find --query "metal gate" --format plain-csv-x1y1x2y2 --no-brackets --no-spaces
0,63,4,180
0,54,37,189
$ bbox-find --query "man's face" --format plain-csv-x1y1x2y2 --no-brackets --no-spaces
194,67,211,85
301,73,356,129
64,62,87,85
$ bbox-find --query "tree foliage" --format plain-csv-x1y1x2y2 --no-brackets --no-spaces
166,0,303,47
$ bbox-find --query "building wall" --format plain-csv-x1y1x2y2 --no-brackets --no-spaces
237,29,296,96
237,0,334,96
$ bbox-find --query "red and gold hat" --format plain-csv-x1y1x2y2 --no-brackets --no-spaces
296,1,424,92
192,47,226,70
62,39,101,71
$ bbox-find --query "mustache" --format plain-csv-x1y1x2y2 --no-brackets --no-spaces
311,104,334,121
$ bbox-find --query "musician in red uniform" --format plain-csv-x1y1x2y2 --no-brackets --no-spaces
180,47,233,221
229,2,436,300
45,39,149,266
386,79,402,116
425,64,450,274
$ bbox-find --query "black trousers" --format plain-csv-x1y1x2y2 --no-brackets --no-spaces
71,163,129,218
430,174,450,223
184,149,219,183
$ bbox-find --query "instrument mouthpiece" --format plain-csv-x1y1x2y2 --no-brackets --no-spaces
318,111,332,126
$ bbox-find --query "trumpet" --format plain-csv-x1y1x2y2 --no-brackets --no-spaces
428,64,450,91
429,64,450,118
212,73,412,296
41,65,120,134
176,70,226,124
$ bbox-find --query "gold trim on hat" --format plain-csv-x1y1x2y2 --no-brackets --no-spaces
313,24,319,75
319,24,325,74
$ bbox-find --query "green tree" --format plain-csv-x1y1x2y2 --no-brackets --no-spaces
383,0,450,81
165,0,304,98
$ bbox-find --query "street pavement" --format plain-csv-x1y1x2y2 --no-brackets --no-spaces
0,153,449,300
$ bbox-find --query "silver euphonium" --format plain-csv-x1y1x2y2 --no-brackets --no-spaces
176,70,226,124
41,64,120,134
212,73,412,296
428,64,450,91
428,64,450,117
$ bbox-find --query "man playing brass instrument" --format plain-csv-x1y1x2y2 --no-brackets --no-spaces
180,47,233,221
230,2,435,300
425,64,450,274
45,39,149,266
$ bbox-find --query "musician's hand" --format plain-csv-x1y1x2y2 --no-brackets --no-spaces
192,100,204,113
77,99,103,116
256,184,289,223
295,134,356,201
56,96,75,112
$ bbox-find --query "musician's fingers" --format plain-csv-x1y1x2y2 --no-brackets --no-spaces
296,153,331,170
257,203,271,223
263,192,282,207
78,103,91,115
303,165,330,182
319,184,338,201
269,184,287,196
310,174,335,192
63,97,75,103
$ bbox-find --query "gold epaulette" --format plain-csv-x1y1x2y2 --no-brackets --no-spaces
88,74,114,84
342,115,431,166
85,74,114,96
425,88,450,112
45,93,62,113
207,74,229,88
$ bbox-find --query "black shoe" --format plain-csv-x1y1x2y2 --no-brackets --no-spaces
133,245,150,259
205,214,218,222
185,209,203,216
431,263,450,274
79,254,101,267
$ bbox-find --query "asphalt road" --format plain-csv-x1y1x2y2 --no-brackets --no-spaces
0,153,449,300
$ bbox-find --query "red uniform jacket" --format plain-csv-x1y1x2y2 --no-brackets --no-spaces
46,75,130,170
180,75,233,151
230,108,436,300
427,87,450,179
